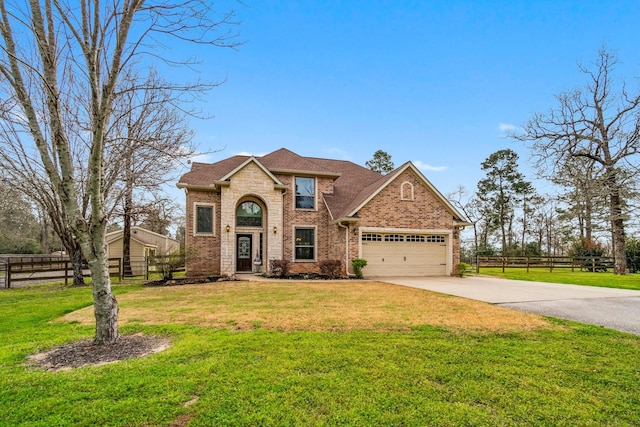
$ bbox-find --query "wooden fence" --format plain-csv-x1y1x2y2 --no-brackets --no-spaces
0,256,124,289
476,255,615,273
0,255,185,289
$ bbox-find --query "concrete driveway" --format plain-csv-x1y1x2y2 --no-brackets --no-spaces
379,276,640,335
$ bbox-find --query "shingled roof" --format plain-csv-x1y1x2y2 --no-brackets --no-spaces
178,155,250,188
177,148,468,222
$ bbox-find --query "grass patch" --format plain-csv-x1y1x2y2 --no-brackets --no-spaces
477,268,640,290
60,281,551,333
1,281,639,425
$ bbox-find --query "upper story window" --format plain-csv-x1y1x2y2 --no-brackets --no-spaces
236,201,262,227
195,204,214,235
295,176,315,209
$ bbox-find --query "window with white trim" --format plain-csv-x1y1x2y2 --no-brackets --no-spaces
295,177,315,209
426,235,445,243
384,234,404,242
295,227,315,260
194,204,214,235
406,235,425,242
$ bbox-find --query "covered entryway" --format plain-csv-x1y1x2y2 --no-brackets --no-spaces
235,199,265,273
361,233,448,276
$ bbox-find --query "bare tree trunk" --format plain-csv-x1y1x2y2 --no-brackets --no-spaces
472,223,479,256
89,253,119,344
609,175,627,274
584,198,593,242
71,247,86,287
38,207,50,253
500,210,507,256
521,200,527,254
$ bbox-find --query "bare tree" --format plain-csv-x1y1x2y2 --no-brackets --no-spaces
551,157,607,242
0,179,42,253
107,69,195,276
0,123,89,285
0,1,238,344
514,48,639,274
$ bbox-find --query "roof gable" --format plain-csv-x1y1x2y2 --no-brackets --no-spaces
344,162,469,222
177,156,250,189
220,157,285,186
106,231,157,248
105,226,178,247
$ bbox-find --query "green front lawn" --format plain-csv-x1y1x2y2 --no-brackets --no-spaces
477,268,640,290
1,282,639,426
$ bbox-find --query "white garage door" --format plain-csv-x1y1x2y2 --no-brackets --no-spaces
361,233,448,276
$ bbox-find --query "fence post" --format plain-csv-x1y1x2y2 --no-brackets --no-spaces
502,257,505,273
64,261,69,287
6,260,11,289
476,254,480,274
526,256,530,273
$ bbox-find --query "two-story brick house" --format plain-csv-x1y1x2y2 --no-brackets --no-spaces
177,148,470,277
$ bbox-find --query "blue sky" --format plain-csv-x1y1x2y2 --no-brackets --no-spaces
178,0,640,196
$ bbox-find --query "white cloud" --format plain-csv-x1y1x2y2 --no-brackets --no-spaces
498,122,518,132
413,160,447,172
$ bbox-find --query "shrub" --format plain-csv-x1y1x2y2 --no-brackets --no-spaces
152,250,185,281
569,238,609,272
568,238,606,257
351,258,367,279
319,260,343,279
457,262,472,276
269,259,290,278
626,239,640,273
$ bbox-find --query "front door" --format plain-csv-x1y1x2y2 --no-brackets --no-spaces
236,234,252,272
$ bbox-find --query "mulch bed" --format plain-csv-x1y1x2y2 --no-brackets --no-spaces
144,273,347,287
29,333,170,371
144,276,230,286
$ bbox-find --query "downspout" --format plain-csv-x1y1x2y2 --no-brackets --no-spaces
338,221,355,277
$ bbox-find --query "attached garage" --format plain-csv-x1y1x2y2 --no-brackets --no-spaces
360,232,448,276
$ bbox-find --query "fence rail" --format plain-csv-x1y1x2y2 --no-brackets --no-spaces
476,255,615,273
0,255,185,289
0,256,184,289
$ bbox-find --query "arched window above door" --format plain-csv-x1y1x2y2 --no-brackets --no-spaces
236,201,263,227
